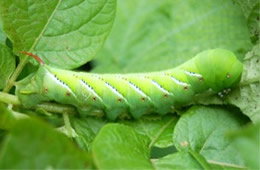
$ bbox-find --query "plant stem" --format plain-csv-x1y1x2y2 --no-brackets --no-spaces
0,91,21,105
0,92,76,115
3,56,29,93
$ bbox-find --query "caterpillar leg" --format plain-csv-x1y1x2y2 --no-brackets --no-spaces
77,107,104,118
217,88,232,98
62,112,75,138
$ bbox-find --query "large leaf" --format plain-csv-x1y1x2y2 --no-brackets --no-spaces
173,106,248,169
92,124,153,169
0,103,16,129
121,115,178,148
0,0,116,69
93,0,252,73
228,123,260,169
234,0,260,43
0,44,15,89
227,44,260,123
0,118,90,169
72,117,107,152
0,20,6,44
72,115,178,152
153,152,202,170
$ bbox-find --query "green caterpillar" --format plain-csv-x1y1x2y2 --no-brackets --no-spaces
16,49,243,120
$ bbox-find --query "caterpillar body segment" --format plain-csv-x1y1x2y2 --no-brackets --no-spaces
16,49,243,120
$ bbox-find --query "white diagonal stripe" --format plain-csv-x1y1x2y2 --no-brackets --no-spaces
167,74,190,87
80,80,103,102
48,72,76,97
184,70,203,78
105,82,128,103
151,80,173,96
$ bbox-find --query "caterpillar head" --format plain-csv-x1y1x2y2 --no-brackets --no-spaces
195,49,243,92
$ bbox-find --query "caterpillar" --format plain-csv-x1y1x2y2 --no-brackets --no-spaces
16,49,243,120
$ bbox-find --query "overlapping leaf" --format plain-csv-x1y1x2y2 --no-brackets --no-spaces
0,0,116,69
0,118,90,169
173,106,248,169
92,124,153,169
227,44,260,123
0,44,15,89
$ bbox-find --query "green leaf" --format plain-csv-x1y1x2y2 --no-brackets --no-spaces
0,118,90,169
120,115,178,148
93,0,252,73
92,124,153,169
227,44,260,123
72,117,107,151
153,151,245,170
0,20,6,44
234,0,260,43
0,102,16,129
72,115,178,152
0,0,116,69
228,123,260,169
241,43,260,84
0,43,15,89
153,152,202,170
173,106,248,169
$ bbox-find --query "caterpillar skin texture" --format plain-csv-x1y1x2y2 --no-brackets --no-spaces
16,49,243,120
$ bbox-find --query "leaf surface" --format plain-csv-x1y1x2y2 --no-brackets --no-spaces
92,124,153,169
0,44,15,89
227,44,260,123
121,115,178,148
153,152,202,170
0,0,116,69
228,122,260,169
72,117,107,151
0,21,6,44
93,0,252,73
72,115,178,152
234,0,260,43
0,118,90,169
0,103,16,129
173,106,248,169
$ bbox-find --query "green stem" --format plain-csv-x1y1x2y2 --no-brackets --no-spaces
0,92,76,115
0,91,21,105
3,56,29,93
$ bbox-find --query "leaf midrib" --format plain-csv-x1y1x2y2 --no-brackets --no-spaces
29,0,62,53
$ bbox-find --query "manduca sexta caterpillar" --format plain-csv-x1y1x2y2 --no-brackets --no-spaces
16,49,243,120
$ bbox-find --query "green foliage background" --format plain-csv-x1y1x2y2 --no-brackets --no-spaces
0,0,259,169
